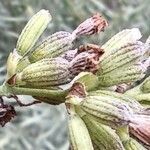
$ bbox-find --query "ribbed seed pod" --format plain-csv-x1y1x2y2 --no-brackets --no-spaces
101,28,142,52
116,125,146,150
16,57,31,73
88,90,143,113
16,9,51,56
123,138,147,150
28,31,74,63
141,76,150,93
68,114,94,150
98,41,148,75
98,63,146,87
77,95,135,126
6,49,21,78
10,58,71,88
82,115,125,150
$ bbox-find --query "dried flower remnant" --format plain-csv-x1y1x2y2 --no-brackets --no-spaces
61,49,78,62
67,82,87,99
73,13,108,36
130,121,150,146
0,97,16,127
69,44,104,76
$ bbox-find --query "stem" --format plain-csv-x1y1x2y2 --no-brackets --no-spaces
0,83,68,101
7,86,68,99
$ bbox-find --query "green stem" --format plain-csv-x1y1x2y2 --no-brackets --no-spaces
0,84,68,100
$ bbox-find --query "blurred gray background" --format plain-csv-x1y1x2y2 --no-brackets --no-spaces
0,0,149,150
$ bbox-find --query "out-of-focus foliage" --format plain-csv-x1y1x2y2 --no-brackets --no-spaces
0,0,149,149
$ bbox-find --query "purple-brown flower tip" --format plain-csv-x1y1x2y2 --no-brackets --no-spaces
68,82,86,98
130,121,150,146
73,13,108,37
69,44,104,77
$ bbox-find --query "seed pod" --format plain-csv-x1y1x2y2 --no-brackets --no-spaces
68,114,94,150
9,58,71,88
19,13,107,63
88,90,143,113
101,28,142,52
16,57,31,73
76,95,136,126
28,31,74,63
98,62,147,87
16,9,51,56
98,41,148,75
124,138,147,150
116,125,146,150
141,76,150,93
82,115,125,150
6,49,21,78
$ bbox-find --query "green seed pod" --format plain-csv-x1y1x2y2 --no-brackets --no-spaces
98,63,147,87
82,115,125,150
73,95,136,126
101,28,142,52
6,49,21,78
98,41,148,75
16,9,51,56
68,114,94,150
88,90,143,113
28,31,74,63
141,76,150,93
124,138,147,150
11,58,71,88
117,126,146,150
16,57,31,73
